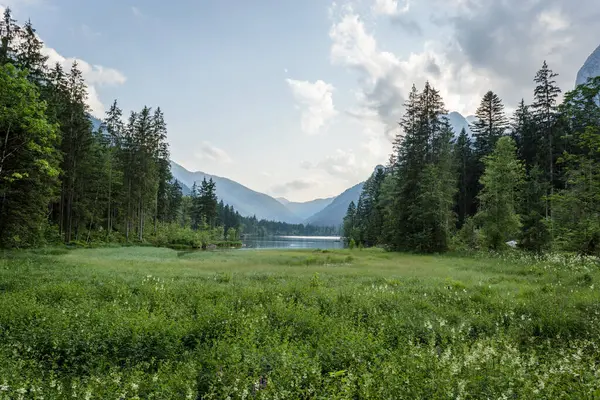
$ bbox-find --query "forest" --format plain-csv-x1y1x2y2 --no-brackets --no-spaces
344,64,600,256
0,9,336,249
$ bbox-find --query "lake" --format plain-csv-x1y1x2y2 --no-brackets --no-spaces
242,235,344,250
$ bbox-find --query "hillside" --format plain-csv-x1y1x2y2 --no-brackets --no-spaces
170,161,302,223
576,43,600,87
277,197,335,220
305,181,364,227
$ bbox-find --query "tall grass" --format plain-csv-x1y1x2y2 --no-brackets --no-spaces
0,247,599,399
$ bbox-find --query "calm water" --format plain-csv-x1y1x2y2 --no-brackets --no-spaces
242,235,344,250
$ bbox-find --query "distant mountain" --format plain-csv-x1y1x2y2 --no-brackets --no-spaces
305,182,365,227
170,161,302,223
89,115,102,131
576,43,600,87
279,197,335,221
446,111,472,136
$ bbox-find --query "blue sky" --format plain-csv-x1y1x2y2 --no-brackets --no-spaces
3,0,600,201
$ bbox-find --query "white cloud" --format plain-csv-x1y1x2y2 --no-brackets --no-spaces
329,0,600,145
372,0,409,16
303,148,375,183
329,8,498,132
195,141,233,164
286,78,337,135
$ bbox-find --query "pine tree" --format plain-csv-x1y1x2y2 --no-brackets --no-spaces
475,137,525,249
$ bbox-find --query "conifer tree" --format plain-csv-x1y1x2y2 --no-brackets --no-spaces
386,82,456,252
0,8,19,64
454,127,476,228
475,137,524,249
0,64,60,247
531,61,562,227
16,20,48,84
472,91,508,159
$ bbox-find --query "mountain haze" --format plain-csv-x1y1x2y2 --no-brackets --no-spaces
170,161,302,223
277,197,335,220
305,182,364,227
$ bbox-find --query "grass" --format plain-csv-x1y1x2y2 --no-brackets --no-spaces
0,247,599,399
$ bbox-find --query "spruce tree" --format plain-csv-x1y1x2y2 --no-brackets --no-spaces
454,127,476,228
15,20,48,84
531,61,562,228
475,137,525,249
0,8,20,64
387,82,456,252
342,201,357,245
472,91,508,163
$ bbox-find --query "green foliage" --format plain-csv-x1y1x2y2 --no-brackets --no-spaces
476,137,525,249
0,247,599,398
0,64,60,248
552,77,600,255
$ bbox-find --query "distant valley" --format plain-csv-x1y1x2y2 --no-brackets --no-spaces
171,161,365,227
169,112,476,228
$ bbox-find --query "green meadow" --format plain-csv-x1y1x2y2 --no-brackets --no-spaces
0,247,599,399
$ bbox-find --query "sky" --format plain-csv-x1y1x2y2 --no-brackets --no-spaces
2,0,600,202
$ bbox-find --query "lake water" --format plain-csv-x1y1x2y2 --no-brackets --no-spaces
242,235,344,250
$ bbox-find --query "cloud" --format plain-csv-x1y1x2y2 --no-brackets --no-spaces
271,179,318,195
372,0,410,16
286,78,337,134
329,0,600,144
195,141,233,164
302,148,374,182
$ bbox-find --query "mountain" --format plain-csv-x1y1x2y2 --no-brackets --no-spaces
170,161,302,223
446,111,472,136
305,181,365,227
576,43,600,87
89,115,103,131
279,197,335,221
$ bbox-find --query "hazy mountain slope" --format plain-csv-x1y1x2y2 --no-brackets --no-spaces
170,161,302,223
576,43,600,87
277,197,335,220
447,111,472,136
305,182,364,227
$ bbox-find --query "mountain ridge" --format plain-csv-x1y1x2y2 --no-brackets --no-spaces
170,161,303,223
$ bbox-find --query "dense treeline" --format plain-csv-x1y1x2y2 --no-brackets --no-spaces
0,8,339,248
345,62,600,255
0,9,186,247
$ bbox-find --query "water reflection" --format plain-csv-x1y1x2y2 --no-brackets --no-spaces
242,235,343,250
